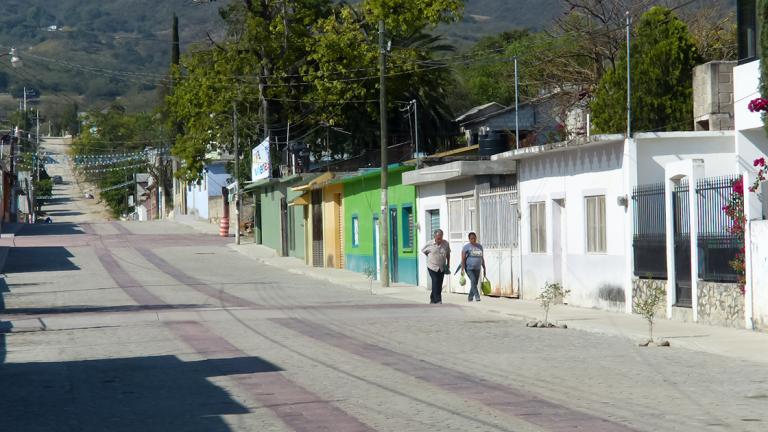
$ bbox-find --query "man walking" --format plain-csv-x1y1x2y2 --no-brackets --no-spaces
421,229,451,304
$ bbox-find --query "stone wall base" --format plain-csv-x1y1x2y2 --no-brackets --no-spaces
697,281,744,328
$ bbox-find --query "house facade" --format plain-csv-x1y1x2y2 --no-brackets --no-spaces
403,159,518,296
185,161,231,222
290,172,347,269
342,165,418,285
246,174,318,259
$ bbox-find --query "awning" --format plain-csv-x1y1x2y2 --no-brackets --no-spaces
291,171,334,192
289,192,310,206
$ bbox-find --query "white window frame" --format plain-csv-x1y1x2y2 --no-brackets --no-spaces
585,195,607,253
448,196,475,242
529,201,546,254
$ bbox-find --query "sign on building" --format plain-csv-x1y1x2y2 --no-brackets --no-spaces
251,137,271,181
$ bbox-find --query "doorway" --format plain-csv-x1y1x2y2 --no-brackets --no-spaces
311,190,324,267
280,197,289,257
373,216,380,280
389,207,399,283
552,199,566,285
673,180,692,307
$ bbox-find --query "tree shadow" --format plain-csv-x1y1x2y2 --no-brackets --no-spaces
4,247,80,273
14,223,88,237
0,355,280,431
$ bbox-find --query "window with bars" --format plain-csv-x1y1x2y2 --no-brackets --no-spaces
426,209,440,237
529,202,546,253
351,215,359,247
402,205,414,249
585,195,606,253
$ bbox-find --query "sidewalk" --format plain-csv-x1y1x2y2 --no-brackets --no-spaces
221,239,768,365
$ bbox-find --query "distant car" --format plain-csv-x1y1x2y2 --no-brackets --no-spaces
52,175,63,184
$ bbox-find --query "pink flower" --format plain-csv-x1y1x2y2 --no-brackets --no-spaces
733,180,744,195
755,158,766,167
749,98,768,113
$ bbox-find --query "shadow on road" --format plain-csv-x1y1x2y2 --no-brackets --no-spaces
0,355,281,431
44,211,84,217
1,278,9,364
2,303,208,316
14,223,88,237
4,247,80,273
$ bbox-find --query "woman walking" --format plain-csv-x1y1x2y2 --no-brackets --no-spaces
462,232,486,302
421,229,451,304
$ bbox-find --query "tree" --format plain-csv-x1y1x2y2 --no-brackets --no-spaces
591,6,701,134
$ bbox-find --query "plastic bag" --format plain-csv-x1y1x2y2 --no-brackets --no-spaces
481,277,492,296
459,271,466,287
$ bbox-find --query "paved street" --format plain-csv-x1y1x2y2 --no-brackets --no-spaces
0,140,767,432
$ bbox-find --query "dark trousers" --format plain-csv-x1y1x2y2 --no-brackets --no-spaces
428,268,445,303
466,269,481,300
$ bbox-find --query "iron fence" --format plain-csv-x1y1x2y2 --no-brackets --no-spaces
696,175,742,282
631,176,743,283
632,182,667,278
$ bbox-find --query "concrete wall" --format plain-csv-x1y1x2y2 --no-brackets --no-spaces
734,60,762,131
635,132,736,185
186,181,209,220
518,141,629,310
749,220,768,330
693,61,735,131
416,182,448,290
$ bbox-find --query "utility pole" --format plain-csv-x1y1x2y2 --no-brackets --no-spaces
413,99,420,168
233,102,241,245
379,19,390,287
514,57,520,149
626,11,632,139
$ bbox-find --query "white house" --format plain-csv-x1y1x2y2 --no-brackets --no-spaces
733,0,768,330
489,128,758,328
185,161,232,222
404,159,518,297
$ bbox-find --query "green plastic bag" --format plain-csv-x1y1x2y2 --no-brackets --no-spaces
480,277,492,296
459,271,466,287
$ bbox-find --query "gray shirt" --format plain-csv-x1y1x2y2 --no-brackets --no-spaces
462,243,484,270
422,240,451,272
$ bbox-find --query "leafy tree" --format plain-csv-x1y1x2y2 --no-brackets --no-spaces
72,105,163,217
591,6,701,134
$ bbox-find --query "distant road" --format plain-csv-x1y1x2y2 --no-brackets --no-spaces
40,136,113,223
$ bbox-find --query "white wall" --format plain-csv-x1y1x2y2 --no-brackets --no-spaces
635,132,736,184
416,182,448,290
734,60,762,131
186,181,209,220
185,165,232,222
749,220,768,330
518,141,629,310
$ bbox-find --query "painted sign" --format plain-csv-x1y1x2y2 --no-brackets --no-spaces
251,137,271,181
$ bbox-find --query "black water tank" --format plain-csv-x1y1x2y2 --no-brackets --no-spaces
479,131,508,156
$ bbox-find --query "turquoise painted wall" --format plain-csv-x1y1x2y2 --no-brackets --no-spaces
342,166,418,285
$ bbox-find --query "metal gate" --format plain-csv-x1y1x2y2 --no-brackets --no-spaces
673,180,691,307
478,185,519,297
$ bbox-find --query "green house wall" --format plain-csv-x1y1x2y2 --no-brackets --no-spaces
254,177,309,260
342,166,418,285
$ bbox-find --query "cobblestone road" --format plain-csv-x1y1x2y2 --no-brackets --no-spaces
1,220,766,431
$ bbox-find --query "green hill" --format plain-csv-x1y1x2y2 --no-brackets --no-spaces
0,0,735,114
